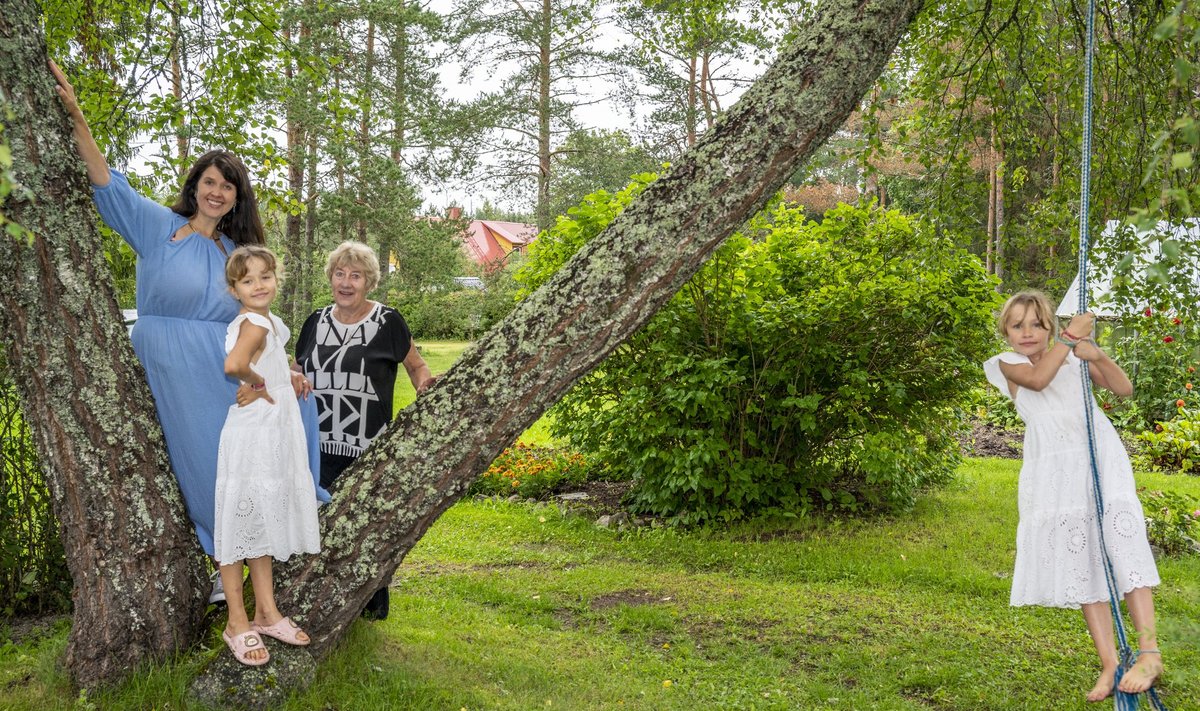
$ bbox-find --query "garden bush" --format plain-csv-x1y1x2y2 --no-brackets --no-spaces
1140,488,1200,556
517,183,1002,524
0,352,71,618
1103,308,1200,433
468,443,590,499
1136,403,1200,472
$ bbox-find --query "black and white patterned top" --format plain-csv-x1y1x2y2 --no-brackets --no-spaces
295,303,412,460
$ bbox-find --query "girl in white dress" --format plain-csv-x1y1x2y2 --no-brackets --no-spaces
215,245,321,666
983,291,1163,702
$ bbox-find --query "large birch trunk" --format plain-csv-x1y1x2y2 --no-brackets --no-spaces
2,0,924,689
0,0,208,689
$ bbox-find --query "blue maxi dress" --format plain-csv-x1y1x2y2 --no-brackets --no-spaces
93,170,329,556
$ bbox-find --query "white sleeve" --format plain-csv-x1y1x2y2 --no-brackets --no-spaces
982,351,1032,399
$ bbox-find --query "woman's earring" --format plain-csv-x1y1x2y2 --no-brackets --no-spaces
231,201,238,214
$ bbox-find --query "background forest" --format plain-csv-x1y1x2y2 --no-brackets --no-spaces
29,0,1200,326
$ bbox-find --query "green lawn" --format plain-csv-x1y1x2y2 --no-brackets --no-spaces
397,340,557,446
2,459,1198,709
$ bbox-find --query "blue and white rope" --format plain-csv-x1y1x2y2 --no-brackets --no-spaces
1076,0,1167,707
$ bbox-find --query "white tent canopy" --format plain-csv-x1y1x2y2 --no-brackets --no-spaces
1057,218,1200,317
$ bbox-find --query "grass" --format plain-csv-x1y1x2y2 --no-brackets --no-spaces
397,340,558,446
2,458,1198,709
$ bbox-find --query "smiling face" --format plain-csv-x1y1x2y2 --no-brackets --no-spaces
193,165,237,222
330,261,370,314
1004,304,1052,359
230,256,277,314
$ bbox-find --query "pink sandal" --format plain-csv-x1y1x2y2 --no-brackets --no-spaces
252,616,310,646
223,629,270,666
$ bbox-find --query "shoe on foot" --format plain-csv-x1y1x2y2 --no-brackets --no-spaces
252,617,310,646
208,571,226,605
222,629,270,667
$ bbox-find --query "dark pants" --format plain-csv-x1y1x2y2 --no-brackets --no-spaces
322,451,390,621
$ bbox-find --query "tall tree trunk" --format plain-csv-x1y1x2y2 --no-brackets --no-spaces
994,145,1006,290
685,54,698,147
536,0,553,232
4,0,924,687
283,24,306,325
700,49,715,130
304,132,318,310
0,1,208,689
986,140,995,275
170,1,188,171
358,20,375,243
391,0,408,164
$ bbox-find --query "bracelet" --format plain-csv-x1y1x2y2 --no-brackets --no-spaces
250,382,265,391
1055,334,1078,348
1061,328,1079,341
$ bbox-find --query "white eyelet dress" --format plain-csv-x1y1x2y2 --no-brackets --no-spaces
983,351,1159,608
214,312,321,564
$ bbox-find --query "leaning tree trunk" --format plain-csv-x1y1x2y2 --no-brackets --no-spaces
276,0,928,655
2,0,924,690
0,0,209,690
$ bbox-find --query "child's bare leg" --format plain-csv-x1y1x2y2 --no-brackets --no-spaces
220,561,267,663
1082,602,1119,702
1117,587,1162,694
247,556,309,643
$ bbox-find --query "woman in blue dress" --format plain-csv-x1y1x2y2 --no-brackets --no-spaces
52,62,328,600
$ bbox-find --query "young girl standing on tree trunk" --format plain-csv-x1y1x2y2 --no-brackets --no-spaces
983,291,1164,702
215,245,321,666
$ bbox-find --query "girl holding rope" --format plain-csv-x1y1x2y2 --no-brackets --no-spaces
983,291,1163,702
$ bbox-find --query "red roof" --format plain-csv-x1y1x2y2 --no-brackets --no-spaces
463,220,538,266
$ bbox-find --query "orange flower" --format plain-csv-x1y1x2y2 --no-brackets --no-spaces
1188,383,1195,391
1178,399,1187,408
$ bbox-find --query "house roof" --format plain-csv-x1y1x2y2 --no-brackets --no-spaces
463,219,538,266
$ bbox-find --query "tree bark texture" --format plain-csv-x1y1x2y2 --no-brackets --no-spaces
274,0,927,658
0,0,209,689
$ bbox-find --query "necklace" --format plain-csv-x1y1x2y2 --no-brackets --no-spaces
190,220,227,255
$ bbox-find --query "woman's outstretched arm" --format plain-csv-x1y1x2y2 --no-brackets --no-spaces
49,60,110,187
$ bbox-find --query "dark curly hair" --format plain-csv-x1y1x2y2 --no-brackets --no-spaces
170,150,265,246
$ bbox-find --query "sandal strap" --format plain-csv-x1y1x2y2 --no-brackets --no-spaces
1138,649,1162,655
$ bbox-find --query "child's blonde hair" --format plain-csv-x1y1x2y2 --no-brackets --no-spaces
225,245,282,287
996,290,1058,341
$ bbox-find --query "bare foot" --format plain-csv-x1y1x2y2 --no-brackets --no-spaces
1117,652,1163,694
1087,667,1116,703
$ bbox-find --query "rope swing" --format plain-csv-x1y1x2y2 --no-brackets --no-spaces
1075,0,1168,707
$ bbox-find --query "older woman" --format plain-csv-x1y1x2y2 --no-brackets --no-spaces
294,241,435,620
54,61,328,604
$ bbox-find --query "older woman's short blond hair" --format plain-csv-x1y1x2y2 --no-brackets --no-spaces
325,241,381,291
996,290,1058,341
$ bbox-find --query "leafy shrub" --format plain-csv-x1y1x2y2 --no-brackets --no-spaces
1105,309,1200,432
1135,404,1200,472
518,187,1002,524
967,384,1023,432
1140,488,1200,556
391,263,522,341
469,443,590,499
1,353,71,618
